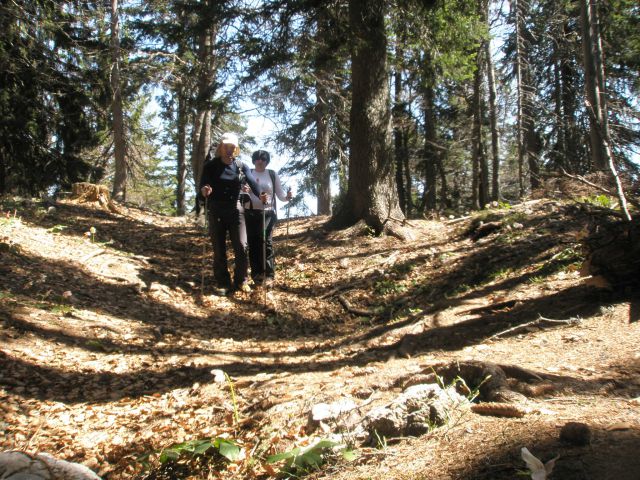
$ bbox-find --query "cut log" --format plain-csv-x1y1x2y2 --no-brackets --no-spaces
71,182,110,202
581,216,640,290
71,183,120,213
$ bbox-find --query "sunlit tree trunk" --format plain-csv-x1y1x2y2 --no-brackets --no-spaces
514,0,525,197
315,78,331,215
393,27,411,216
471,57,487,209
331,0,404,234
485,2,500,201
110,0,127,201
176,87,188,216
191,4,218,189
314,12,332,216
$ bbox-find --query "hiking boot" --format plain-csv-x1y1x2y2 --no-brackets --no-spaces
254,276,274,287
211,286,230,296
233,283,251,294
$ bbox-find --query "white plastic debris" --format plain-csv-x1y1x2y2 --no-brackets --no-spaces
521,447,558,480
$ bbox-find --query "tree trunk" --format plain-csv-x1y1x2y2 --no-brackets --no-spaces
190,9,218,189
314,13,332,216
514,0,525,198
471,46,488,210
580,0,608,171
393,27,411,216
393,51,406,215
557,17,582,173
422,78,438,212
176,86,187,216
436,155,449,210
403,134,412,216
110,0,127,202
485,14,500,201
0,147,6,194
331,0,404,234
552,59,566,170
315,82,332,215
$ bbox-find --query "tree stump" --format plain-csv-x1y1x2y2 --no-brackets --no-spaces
581,216,640,291
71,183,119,213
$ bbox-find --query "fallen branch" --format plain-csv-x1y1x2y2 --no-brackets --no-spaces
446,215,472,225
80,249,107,263
584,99,632,221
488,315,580,340
320,284,354,299
337,294,375,317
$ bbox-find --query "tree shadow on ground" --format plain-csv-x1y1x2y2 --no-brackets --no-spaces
1,199,634,407
0,292,635,405
393,285,606,355
451,425,640,480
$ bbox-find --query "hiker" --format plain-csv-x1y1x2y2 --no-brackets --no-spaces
243,149,292,286
199,133,265,295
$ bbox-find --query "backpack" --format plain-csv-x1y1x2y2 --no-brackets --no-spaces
235,159,246,185
267,169,277,210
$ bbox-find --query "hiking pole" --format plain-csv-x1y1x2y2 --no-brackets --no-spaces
261,193,267,306
200,195,208,294
284,188,292,283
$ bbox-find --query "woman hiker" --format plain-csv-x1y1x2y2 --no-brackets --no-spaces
243,149,292,287
199,133,265,295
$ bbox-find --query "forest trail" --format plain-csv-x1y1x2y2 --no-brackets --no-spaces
1,196,639,480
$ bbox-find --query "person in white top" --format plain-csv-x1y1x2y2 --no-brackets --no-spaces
243,149,293,286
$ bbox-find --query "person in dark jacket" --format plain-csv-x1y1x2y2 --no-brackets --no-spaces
199,133,264,295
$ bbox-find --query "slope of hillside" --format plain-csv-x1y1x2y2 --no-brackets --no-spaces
1,195,638,480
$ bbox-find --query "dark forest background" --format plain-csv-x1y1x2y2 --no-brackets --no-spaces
1,0,638,228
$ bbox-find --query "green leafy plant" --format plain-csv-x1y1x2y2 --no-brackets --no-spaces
392,262,414,275
374,279,407,295
50,304,74,315
159,437,241,464
430,367,491,403
581,194,613,208
488,268,512,281
267,439,357,476
48,224,67,233
528,275,545,284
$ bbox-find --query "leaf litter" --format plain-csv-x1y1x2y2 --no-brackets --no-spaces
0,197,639,479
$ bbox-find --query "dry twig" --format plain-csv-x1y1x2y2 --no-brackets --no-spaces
488,315,580,340
337,294,375,317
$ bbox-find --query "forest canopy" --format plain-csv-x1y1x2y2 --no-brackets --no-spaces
1,0,638,221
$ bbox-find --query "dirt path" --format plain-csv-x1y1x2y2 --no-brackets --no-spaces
1,198,639,479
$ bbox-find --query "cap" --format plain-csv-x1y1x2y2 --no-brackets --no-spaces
220,132,239,148
217,132,240,157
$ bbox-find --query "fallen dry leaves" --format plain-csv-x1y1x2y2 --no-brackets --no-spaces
1,198,639,479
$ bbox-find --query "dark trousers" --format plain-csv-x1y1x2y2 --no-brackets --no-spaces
245,209,277,281
207,202,248,288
